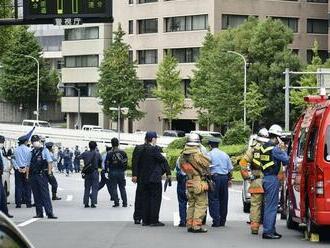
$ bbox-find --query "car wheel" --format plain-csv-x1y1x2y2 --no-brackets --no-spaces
286,197,298,229
243,202,250,213
306,207,318,238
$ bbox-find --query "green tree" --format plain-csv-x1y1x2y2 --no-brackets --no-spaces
0,0,14,60
0,26,58,110
242,82,266,131
97,24,145,121
155,54,184,130
191,18,301,129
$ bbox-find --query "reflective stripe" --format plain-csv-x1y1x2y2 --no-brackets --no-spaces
253,159,261,166
262,161,274,170
260,146,274,153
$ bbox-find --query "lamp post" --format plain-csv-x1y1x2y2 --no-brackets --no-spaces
227,51,247,128
24,55,40,122
109,106,129,143
58,84,81,129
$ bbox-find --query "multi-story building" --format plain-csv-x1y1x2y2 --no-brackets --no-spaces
60,0,330,133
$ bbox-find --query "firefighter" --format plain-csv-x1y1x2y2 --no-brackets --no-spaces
179,134,210,233
254,125,289,239
239,128,269,235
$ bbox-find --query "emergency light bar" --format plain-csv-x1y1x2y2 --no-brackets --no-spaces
304,95,329,104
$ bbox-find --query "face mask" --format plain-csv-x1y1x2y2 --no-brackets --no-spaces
33,141,41,148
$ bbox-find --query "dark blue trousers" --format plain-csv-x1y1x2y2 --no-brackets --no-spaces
133,183,143,221
109,170,127,205
208,174,229,226
47,174,58,194
98,171,113,200
0,178,9,215
84,170,99,205
74,159,80,172
30,174,53,216
14,170,31,206
177,174,187,225
263,175,280,235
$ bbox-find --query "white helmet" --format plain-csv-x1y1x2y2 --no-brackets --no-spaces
268,124,283,137
187,133,200,146
256,128,269,143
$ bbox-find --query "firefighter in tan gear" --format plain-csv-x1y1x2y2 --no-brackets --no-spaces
240,128,269,235
179,134,210,233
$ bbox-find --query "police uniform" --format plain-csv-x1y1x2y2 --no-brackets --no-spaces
28,137,56,218
179,145,210,233
45,143,61,201
12,135,32,208
73,146,81,173
176,158,187,227
254,141,289,239
98,150,114,200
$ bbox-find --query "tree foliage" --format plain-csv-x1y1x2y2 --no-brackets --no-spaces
155,54,184,129
191,18,301,129
0,26,58,107
97,24,145,120
0,0,14,60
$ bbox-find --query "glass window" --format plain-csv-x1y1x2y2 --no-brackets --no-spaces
273,17,299,33
307,128,318,161
307,50,328,64
37,35,63,51
307,19,328,34
165,15,208,32
143,80,157,97
222,14,248,30
129,20,133,34
166,48,200,63
307,0,328,2
138,0,157,3
325,126,330,161
129,0,133,4
138,18,158,34
65,27,99,40
64,83,97,97
183,79,191,98
137,50,158,64
297,128,308,157
129,50,133,63
64,55,99,68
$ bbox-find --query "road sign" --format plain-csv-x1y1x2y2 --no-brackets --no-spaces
22,0,113,24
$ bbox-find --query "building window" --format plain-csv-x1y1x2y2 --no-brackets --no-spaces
138,0,157,3
138,18,158,34
64,83,97,97
138,50,158,64
143,80,157,97
165,15,208,32
183,79,191,98
307,0,328,3
292,49,299,55
129,0,133,4
272,17,298,33
65,27,99,40
37,35,63,51
129,50,133,63
64,55,99,68
307,50,328,63
222,14,248,30
129,20,133,34
165,48,200,63
307,19,328,34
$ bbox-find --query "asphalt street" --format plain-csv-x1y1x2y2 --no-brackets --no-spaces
5,173,330,248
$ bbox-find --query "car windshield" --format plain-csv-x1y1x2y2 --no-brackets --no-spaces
38,122,50,127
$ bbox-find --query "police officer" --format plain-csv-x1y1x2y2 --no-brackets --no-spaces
106,138,128,208
256,125,289,239
45,142,61,201
98,146,114,201
12,135,32,208
0,136,13,218
132,131,170,226
73,146,81,173
176,157,187,227
80,141,102,208
57,147,64,173
27,135,57,219
63,148,73,176
207,137,233,227
179,134,210,233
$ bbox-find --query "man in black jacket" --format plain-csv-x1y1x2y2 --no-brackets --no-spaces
132,131,171,227
106,138,128,208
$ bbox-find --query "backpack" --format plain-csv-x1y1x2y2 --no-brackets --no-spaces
107,150,126,169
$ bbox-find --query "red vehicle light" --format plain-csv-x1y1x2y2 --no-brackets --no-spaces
304,95,329,104
316,167,324,198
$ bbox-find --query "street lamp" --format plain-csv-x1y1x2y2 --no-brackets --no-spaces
109,106,129,143
227,51,247,128
24,55,40,122
58,83,81,129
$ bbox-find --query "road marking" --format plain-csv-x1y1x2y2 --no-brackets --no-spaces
17,218,40,227
162,196,171,201
66,195,73,201
173,212,180,226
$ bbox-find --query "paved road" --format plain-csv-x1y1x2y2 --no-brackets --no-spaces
5,173,330,248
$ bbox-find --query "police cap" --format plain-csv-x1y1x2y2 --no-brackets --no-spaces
31,135,40,142
45,142,54,149
208,137,221,145
0,135,5,143
18,135,29,143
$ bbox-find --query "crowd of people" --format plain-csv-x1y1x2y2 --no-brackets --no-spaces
0,126,289,239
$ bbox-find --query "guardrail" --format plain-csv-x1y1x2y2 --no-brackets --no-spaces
0,123,177,151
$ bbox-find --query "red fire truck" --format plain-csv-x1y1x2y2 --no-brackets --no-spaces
285,95,330,237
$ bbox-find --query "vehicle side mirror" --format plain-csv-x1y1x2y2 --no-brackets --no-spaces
0,226,30,248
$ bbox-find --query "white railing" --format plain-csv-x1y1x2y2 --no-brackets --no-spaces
0,123,177,151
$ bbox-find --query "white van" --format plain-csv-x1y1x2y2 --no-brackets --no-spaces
82,125,102,131
22,120,51,128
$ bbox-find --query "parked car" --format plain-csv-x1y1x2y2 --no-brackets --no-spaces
0,212,34,248
163,130,185,137
82,125,102,131
22,119,51,128
190,130,223,139
284,95,330,237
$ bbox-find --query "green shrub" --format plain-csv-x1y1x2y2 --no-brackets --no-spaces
125,147,134,170
167,137,187,150
223,121,251,145
166,149,182,170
